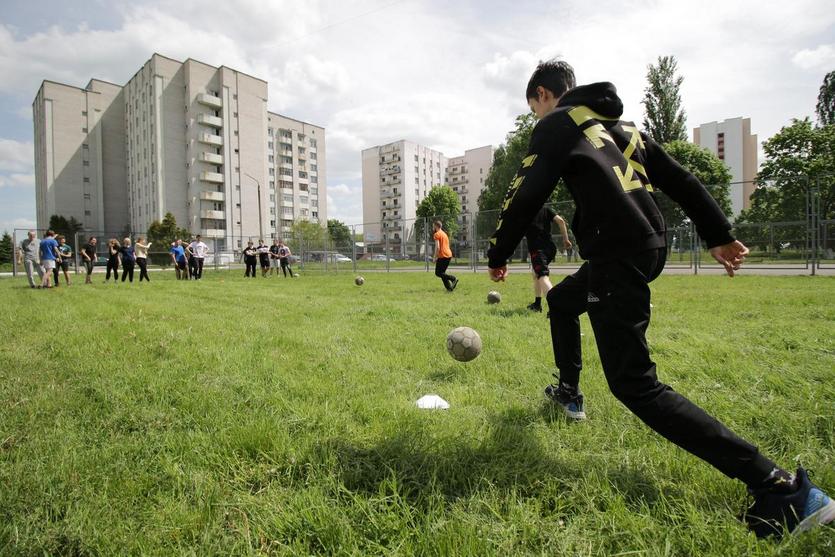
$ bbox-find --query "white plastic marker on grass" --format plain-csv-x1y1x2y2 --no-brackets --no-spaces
416,394,450,410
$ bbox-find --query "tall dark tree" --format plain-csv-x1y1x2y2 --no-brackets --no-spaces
48,214,84,240
817,70,835,126
642,55,687,144
0,232,12,265
327,219,353,250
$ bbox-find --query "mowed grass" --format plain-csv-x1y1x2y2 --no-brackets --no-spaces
0,269,833,556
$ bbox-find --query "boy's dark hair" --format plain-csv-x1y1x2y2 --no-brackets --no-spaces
46,229,55,237
525,59,576,100
433,220,443,229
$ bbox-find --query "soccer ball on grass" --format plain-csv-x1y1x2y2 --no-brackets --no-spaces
487,291,501,304
355,276,365,286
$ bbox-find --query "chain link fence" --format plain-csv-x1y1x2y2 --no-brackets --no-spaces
8,178,833,277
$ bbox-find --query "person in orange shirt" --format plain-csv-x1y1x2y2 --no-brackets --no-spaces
432,220,458,292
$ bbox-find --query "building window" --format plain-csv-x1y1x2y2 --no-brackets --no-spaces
83,177,90,183
269,168,275,176
84,193,91,200
82,127,88,133
84,210,91,216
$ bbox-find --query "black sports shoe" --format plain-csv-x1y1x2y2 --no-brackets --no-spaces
527,302,542,312
544,380,586,420
449,278,459,291
743,467,835,538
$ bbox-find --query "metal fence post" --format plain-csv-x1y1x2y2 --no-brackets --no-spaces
11,230,17,278
424,218,429,273
352,225,357,273
74,232,80,274
385,233,390,272
692,222,699,275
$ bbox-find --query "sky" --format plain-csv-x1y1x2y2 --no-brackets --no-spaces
0,0,833,233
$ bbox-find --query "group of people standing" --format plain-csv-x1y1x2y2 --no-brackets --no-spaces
242,239,294,278
101,236,153,283
168,236,209,281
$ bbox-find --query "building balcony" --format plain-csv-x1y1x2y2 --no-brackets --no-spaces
197,113,223,127
201,228,225,238
199,152,223,164
200,209,225,219
199,133,223,146
200,191,225,202
380,166,401,176
197,93,223,108
200,171,224,183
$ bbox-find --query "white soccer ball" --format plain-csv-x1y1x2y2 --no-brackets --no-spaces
487,291,502,304
446,326,482,362
293,273,300,277
355,276,365,286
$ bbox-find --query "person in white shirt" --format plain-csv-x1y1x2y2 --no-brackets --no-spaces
188,235,209,280
135,237,153,282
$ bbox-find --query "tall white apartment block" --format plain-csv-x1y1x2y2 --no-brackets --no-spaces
33,53,326,251
267,113,327,242
361,140,447,244
692,117,758,216
446,145,494,243
33,79,127,233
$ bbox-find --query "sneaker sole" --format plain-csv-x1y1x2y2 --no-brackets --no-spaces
793,499,835,534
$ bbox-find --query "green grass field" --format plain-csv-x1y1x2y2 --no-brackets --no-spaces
0,270,833,556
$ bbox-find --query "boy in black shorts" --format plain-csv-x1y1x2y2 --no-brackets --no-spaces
525,206,571,312
242,241,258,278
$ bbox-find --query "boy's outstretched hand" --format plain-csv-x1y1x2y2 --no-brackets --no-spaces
488,266,508,282
709,240,749,277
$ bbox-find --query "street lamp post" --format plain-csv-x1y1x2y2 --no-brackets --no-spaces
244,173,264,241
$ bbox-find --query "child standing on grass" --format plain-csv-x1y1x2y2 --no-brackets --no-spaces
486,59,834,539
135,237,152,282
105,238,120,283
432,220,457,292
242,241,257,278
257,240,271,277
54,235,73,287
278,241,294,278
120,238,136,283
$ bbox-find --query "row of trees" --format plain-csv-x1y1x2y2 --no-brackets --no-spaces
478,58,835,231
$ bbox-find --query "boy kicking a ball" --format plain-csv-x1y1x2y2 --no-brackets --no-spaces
486,59,834,539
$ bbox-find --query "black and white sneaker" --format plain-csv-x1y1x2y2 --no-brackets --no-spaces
545,380,586,420
450,278,459,291
526,302,542,313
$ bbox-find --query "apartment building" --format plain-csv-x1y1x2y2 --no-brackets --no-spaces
361,141,494,246
693,117,758,216
33,79,127,233
361,140,447,245
446,145,494,243
33,53,326,251
267,113,326,242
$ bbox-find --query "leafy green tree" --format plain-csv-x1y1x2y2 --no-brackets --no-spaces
738,118,835,224
660,140,733,227
817,70,835,127
478,113,537,213
327,219,353,250
642,56,687,144
0,232,12,264
416,185,461,241
289,220,325,251
147,212,189,266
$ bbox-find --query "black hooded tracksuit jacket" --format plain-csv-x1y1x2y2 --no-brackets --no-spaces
487,82,733,268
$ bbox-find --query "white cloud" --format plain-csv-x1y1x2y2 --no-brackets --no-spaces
0,139,33,173
792,44,835,71
325,182,363,225
0,173,35,189
0,217,36,234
